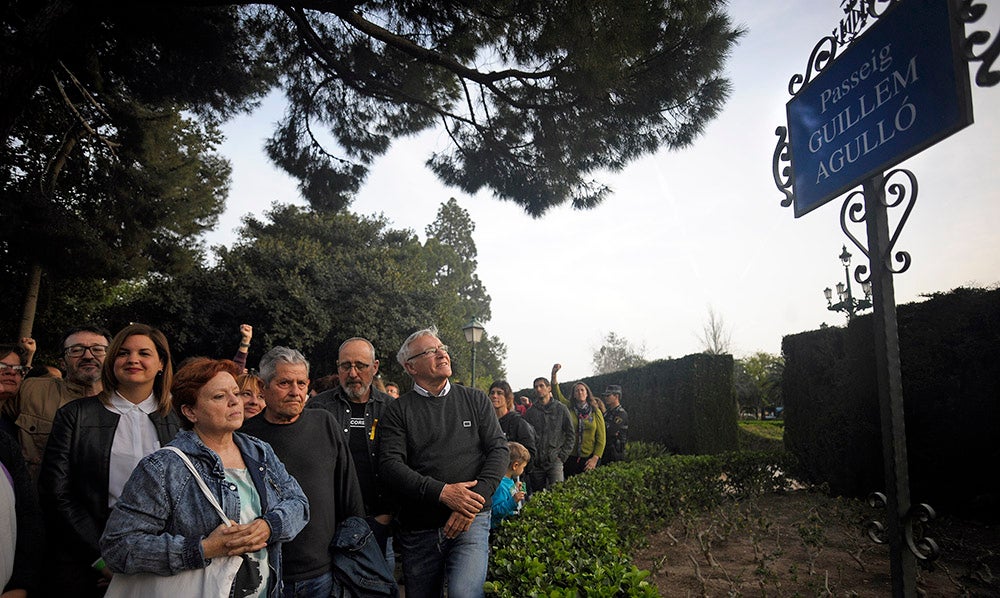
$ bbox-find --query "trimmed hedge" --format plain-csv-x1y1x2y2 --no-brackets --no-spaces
486,448,793,596
518,354,738,455
783,286,1000,515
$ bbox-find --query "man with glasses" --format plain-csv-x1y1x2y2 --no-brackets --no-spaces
522,365,576,493
380,327,508,598
309,337,395,557
241,346,364,597
0,343,30,436
13,325,111,481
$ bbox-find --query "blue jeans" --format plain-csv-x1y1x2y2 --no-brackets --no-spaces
397,511,490,598
281,571,333,598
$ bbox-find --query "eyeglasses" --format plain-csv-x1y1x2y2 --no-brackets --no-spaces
337,361,372,373
64,344,108,358
406,344,449,362
0,363,28,376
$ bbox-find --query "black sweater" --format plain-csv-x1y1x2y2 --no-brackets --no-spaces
379,384,508,531
242,409,364,580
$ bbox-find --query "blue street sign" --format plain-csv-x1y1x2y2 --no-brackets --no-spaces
786,0,973,217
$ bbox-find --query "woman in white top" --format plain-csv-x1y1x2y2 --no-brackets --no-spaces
39,323,181,597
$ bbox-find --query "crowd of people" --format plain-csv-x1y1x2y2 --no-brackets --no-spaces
0,322,629,597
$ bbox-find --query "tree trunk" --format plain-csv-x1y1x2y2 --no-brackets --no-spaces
18,262,43,338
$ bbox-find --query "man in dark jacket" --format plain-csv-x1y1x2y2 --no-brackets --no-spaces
309,337,394,556
523,365,575,493
600,384,630,464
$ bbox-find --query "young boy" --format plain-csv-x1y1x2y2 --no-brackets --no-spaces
491,441,530,529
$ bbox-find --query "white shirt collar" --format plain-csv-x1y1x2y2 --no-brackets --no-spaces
413,380,451,397
111,390,158,414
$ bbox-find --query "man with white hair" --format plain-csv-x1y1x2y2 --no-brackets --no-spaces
380,327,508,598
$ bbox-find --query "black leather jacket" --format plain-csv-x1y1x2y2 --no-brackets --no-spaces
309,386,394,516
39,395,180,562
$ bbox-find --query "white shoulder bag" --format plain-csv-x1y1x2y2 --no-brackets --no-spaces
105,446,245,598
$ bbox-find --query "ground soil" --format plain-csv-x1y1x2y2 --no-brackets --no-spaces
632,490,999,597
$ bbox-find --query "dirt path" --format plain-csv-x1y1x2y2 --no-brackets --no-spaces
632,491,998,597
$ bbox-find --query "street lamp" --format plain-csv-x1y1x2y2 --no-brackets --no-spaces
462,316,485,387
823,245,873,322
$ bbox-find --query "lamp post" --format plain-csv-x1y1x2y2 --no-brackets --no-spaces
462,317,485,388
824,245,873,322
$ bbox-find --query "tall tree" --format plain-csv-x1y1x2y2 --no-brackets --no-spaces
423,198,505,387
0,3,278,337
738,351,784,418
106,201,507,387
592,331,648,375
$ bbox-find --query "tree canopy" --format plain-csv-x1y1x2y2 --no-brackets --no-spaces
3,1,744,216
592,331,648,375
98,201,506,387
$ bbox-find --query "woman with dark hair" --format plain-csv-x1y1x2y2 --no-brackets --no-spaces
488,380,538,473
550,364,605,478
40,323,182,596
101,358,308,598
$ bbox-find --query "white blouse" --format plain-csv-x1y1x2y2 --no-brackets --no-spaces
105,391,161,507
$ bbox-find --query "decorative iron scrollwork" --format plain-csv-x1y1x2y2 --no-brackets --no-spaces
772,127,794,207
840,188,872,285
788,35,840,96
787,0,899,97
904,503,941,562
865,491,940,562
881,168,917,275
865,491,889,544
838,169,916,278
959,0,1000,87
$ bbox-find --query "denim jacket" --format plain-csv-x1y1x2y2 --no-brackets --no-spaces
100,430,310,597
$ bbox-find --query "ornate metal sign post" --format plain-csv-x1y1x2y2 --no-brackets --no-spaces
773,0,997,595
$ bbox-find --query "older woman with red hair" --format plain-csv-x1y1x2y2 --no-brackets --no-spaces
101,358,308,598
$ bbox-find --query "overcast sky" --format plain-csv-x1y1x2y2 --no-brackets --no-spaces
206,2,1000,388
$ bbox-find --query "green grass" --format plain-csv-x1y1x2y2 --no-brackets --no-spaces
737,420,784,452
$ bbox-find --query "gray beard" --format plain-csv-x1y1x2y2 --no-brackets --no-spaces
343,383,370,401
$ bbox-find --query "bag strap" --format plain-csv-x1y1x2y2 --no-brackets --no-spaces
160,446,232,528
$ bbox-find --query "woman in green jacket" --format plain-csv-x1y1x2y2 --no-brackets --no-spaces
551,363,605,477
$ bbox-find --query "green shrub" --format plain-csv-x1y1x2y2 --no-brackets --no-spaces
486,450,793,596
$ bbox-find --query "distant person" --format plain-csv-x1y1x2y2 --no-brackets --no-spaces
490,441,529,529
522,365,574,493
309,337,395,557
381,327,508,598
513,394,531,416
237,371,266,419
0,343,29,438
551,364,605,477
309,373,339,397
384,381,400,399
241,346,364,596
489,380,538,470
11,324,112,481
600,385,629,465
232,323,254,373
39,323,181,596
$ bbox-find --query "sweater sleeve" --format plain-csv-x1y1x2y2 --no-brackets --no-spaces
472,393,509,504
592,408,606,459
